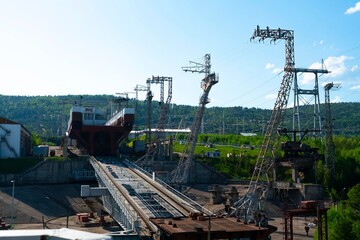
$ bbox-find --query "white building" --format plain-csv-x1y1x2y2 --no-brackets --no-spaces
0,117,32,158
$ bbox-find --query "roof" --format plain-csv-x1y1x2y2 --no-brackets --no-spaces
240,133,257,137
0,117,18,124
150,216,277,240
0,116,31,136
0,228,112,240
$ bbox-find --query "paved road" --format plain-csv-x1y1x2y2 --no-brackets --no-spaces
0,183,109,232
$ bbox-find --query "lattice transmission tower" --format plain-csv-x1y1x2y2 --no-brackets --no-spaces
291,67,330,139
231,26,295,221
170,54,218,184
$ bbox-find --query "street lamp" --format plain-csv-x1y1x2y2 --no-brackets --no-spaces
10,180,15,229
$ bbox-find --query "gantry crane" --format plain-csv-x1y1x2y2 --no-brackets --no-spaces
323,82,340,177
135,76,172,169
231,26,295,221
170,54,219,184
146,76,173,161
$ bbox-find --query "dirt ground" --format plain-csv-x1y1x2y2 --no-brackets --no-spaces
0,183,317,239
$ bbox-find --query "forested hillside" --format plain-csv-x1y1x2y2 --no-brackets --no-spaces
0,95,359,140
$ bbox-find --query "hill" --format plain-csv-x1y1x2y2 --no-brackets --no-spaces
0,95,359,141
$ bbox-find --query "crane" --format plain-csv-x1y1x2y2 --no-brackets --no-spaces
146,76,173,162
231,26,295,222
135,76,172,169
323,82,341,177
170,54,219,184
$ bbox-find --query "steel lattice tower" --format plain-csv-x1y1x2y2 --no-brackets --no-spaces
136,76,173,169
170,54,218,184
291,68,330,139
324,82,340,177
134,84,148,141
231,26,295,220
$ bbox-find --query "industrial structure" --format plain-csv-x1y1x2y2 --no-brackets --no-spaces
231,26,296,222
133,84,148,143
145,76,173,162
229,25,330,240
170,54,219,184
323,82,341,177
67,103,134,156
291,67,330,139
134,76,173,171
0,117,32,158
81,157,277,239
1,22,341,239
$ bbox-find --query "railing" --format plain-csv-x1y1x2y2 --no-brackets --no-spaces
89,157,140,231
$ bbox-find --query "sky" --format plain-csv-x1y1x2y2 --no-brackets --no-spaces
1,0,360,109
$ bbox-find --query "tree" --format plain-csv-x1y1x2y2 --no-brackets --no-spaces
347,183,360,212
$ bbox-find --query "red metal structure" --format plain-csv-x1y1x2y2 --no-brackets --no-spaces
67,105,134,156
284,201,328,240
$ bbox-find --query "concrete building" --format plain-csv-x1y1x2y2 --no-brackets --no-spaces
0,117,32,158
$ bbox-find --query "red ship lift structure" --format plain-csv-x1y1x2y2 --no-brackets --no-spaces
67,105,134,156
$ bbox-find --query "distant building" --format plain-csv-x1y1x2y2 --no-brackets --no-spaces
240,133,257,137
0,117,32,158
204,150,220,158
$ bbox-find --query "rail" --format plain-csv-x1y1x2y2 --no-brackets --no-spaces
123,159,214,216
89,156,157,233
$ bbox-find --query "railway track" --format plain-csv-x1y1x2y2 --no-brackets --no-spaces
91,157,212,235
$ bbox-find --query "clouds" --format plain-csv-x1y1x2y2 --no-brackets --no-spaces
265,93,277,101
265,63,275,69
265,63,282,74
330,95,341,103
351,65,360,72
345,2,360,15
351,85,360,90
313,40,324,47
301,56,352,84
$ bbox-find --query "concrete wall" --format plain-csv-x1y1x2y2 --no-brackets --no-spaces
303,184,323,200
0,157,93,186
151,160,228,184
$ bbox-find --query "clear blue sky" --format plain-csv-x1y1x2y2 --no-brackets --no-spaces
1,0,360,109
